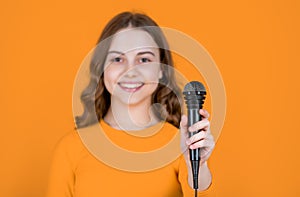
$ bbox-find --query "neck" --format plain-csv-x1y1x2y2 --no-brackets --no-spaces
104,98,160,131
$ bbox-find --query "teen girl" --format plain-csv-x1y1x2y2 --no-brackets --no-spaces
47,11,215,197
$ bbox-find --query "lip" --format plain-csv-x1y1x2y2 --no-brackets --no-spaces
118,82,144,93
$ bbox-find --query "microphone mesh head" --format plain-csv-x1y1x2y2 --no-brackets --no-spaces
183,81,206,109
183,81,206,93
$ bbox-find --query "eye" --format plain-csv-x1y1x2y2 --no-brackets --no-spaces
112,57,123,62
139,57,151,63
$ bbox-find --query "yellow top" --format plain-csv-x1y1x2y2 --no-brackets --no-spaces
46,120,216,197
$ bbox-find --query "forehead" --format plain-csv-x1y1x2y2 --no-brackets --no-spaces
109,28,159,53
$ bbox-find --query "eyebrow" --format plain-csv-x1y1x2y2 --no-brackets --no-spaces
108,50,156,56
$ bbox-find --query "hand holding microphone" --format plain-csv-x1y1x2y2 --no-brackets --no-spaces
180,81,215,194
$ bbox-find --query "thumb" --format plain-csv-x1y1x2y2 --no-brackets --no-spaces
180,115,188,133
180,115,189,150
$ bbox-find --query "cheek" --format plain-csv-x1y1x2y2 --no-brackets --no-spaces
143,65,162,82
137,63,161,80
103,67,120,94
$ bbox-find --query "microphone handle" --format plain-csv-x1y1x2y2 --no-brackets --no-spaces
188,108,202,189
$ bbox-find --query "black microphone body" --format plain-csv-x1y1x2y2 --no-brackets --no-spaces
183,81,206,190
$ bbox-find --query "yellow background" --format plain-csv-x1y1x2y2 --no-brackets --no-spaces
1,0,299,196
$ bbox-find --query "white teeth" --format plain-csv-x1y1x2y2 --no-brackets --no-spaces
119,83,143,89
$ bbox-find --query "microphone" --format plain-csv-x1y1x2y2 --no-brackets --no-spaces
183,81,206,193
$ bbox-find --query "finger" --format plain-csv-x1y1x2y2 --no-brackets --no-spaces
188,119,210,132
199,109,210,119
186,131,206,145
189,137,214,150
189,140,207,149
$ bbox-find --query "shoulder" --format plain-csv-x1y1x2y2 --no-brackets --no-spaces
55,129,83,150
52,129,89,166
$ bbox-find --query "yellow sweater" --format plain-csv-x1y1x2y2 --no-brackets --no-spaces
46,120,216,197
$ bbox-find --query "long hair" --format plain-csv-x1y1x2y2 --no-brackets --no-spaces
75,11,182,129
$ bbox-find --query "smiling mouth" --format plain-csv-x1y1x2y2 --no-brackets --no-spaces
118,82,144,92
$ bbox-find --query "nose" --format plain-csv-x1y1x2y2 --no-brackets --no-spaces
123,56,138,78
124,64,138,78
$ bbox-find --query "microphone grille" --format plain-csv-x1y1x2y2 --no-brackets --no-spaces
183,81,206,93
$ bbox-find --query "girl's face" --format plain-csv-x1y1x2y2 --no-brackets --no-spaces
103,28,162,106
